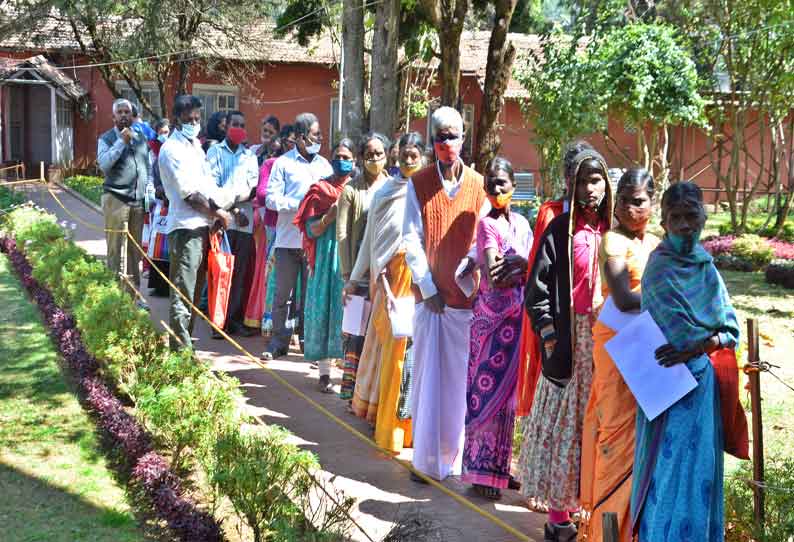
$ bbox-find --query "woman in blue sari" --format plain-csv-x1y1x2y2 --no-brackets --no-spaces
632,181,739,541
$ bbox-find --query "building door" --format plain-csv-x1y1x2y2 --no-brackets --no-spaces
2,84,52,167
6,85,24,162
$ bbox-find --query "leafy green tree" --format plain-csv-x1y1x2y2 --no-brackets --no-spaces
591,23,706,187
515,33,606,196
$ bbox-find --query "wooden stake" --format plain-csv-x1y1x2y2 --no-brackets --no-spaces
602,512,619,542
747,318,764,532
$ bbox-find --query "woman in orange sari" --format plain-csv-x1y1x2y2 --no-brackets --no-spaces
580,168,658,541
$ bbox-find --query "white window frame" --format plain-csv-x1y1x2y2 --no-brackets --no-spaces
114,81,162,121
192,83,239,128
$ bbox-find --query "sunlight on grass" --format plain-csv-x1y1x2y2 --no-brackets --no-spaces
0,255,143,542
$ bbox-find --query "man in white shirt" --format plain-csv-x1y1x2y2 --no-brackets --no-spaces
262,112,333,360
206,110,259,337
158,95,234,350
402,106,488,481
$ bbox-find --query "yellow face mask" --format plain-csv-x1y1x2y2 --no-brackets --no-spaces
487,189,514,209
400,162,422,178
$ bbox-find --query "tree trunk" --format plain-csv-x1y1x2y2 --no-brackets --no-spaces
342,0,366,141
422,0,468,107
177,53,190,95
474,0,519,172
369,0,400,137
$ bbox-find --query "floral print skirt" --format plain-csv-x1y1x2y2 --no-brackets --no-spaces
517,314,595,511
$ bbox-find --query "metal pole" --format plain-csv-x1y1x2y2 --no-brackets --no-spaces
747,318,765,532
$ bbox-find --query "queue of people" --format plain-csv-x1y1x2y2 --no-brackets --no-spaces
97,95,742,542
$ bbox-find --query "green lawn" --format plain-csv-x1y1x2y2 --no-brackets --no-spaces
720,269,794,466
0,255,144,542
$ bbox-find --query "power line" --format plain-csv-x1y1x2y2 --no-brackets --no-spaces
9,0,384,72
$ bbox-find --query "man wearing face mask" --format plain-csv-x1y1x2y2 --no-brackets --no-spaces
402,106,489,482
262,112,333,360
206,110,260,337
159,94,235,350
97,98,151,309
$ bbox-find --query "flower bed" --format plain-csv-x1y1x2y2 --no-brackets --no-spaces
703,234,794,273
0,237,222,541
1,205,354,542
63,175,104,206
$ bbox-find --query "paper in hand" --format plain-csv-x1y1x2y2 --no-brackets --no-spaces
454,258,476,298
605,310,697,421
597,295,641,331
388,297,415,338
342,295,371,336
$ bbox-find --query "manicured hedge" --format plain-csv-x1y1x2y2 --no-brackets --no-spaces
63,175,104,206
1,205,353,542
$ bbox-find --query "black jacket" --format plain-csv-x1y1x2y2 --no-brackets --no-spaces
525,212,573,384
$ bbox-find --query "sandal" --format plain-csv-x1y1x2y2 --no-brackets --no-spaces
474,484,502,500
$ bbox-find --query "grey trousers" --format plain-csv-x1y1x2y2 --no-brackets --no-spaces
168,227,209,350
102,193,145,286
270,247,307,352
226,230,254,329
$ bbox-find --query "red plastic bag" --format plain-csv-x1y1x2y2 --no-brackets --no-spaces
207,231,235,330
710,348,750,459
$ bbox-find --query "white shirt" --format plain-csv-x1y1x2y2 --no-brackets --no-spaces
265,147,333,249
206,140,259,234
158,129,233,233
403,161,489,300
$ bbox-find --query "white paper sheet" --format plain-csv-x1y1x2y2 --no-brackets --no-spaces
342,295,371,336
389,296,415,338
597,295,641,331
454,258,476,298
605,311,698,421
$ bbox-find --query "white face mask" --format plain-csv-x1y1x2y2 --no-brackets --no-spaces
305,142,321,155
180,122,200,140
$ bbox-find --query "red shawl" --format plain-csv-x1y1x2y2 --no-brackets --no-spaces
294,177,348,273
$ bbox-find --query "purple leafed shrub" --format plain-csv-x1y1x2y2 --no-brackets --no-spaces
0,237,223,542
703,235,794,261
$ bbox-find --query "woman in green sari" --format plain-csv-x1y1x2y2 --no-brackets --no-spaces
294,139,355,392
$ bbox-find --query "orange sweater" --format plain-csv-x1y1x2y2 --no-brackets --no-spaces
413,165,485,309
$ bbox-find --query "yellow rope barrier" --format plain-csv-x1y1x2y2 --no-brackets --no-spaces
43,186,533,542
0,178,46,187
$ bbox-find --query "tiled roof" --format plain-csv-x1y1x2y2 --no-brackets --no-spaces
0,54,88,101
0,6,541,98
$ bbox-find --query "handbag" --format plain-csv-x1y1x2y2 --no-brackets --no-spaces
207,230,235,330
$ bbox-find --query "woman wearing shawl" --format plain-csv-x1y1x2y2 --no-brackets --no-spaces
579,169,659,541
349,132,425,452
631,182,739,541
245,136,285,330
337,133,391,413
518,149,613,542
463,157,531,500
515,141,595,423
294,139,355,392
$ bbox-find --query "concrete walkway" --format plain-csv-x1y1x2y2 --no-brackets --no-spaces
18,182,546,542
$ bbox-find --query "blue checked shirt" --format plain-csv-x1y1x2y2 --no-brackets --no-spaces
206,140,259,234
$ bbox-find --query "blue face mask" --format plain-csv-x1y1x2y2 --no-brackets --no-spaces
180,122,200,140
157,134,168,144
331,158,354,177
667,229,702,254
